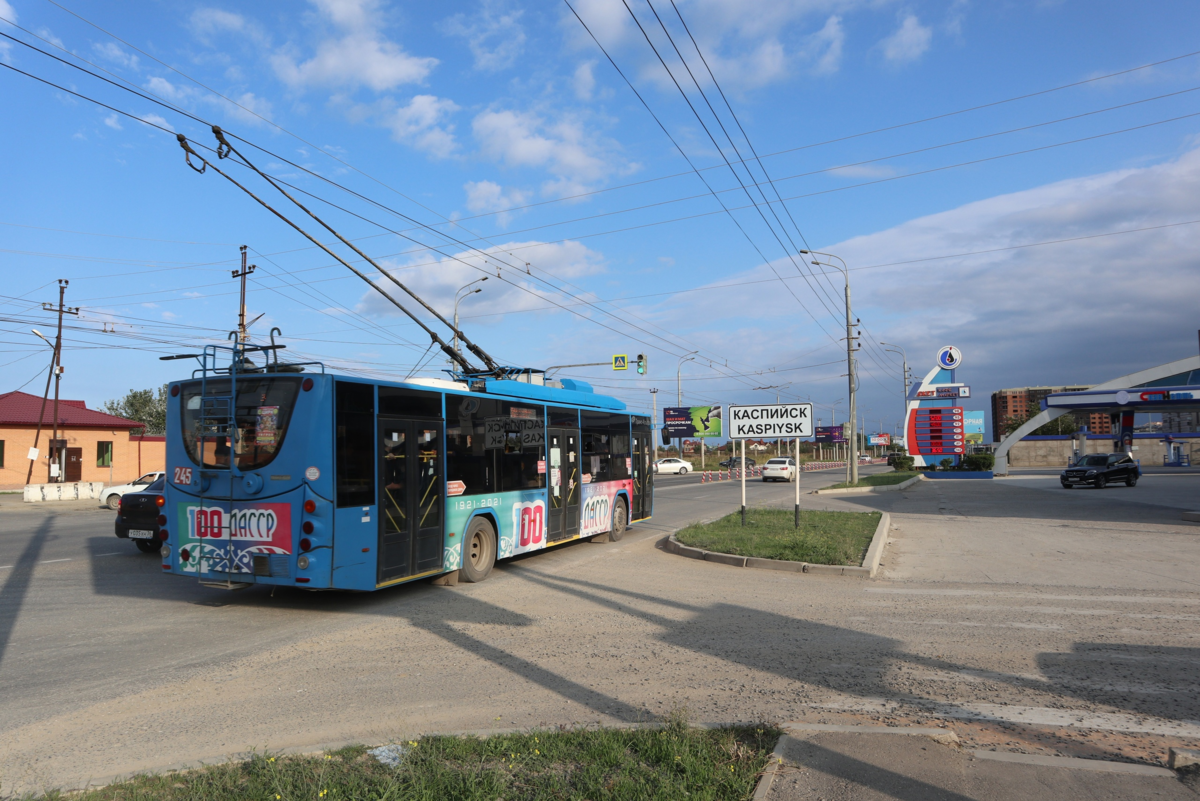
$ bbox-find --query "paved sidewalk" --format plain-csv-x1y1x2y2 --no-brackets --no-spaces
765,728,1195,801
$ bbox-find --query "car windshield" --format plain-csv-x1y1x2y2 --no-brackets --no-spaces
1077,455,1110,466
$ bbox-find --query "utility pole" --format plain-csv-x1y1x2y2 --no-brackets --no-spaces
802,250,858,484
24,336,57,485
234,245,256,343
44,280,78,483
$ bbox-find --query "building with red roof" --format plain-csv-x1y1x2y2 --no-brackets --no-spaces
0,391,165,488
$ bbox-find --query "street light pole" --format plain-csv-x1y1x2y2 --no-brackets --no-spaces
676,351,698,407
452,277,488,358
802,250,857,484
882,342,909,451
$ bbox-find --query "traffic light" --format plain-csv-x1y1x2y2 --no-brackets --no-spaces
636,353,647,374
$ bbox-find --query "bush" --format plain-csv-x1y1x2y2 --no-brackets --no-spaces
962,453,995,471
892,456,915,472
939,458,954,470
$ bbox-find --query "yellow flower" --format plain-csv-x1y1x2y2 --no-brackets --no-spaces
534,750,539,755
275,795,281,800
325,755,332,760
268,757,275,763
320,791,327,798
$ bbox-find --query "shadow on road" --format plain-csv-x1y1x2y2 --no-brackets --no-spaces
0,518,52,667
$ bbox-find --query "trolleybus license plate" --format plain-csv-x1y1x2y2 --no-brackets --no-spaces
128,530,155,539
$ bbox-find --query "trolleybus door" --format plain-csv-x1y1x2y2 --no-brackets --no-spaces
632,432,652,520
378,419,444,583
547,428,580,542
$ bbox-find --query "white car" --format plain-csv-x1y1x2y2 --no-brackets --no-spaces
654,458,691,475
102,472,166,510
761,457,797,482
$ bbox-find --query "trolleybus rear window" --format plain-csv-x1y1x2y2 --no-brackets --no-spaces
179,377,301,471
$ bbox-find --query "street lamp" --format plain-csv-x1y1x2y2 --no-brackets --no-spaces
800,249,858,485
649,388,660,462
676,350,697,407
453,277,487,357
881,341,909,447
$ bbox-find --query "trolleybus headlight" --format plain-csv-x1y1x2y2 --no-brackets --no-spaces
155,495,165,508
304,499,317,514
160,545,171,558
302,521,314,535
297,555,310,570
300,537,312,552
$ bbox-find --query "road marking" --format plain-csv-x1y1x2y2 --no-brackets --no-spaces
865,588,1200,604
41,558,72,564
96,552,122,557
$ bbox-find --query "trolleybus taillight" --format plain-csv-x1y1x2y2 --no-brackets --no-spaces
157,514,167,525
302,521,314,535
159,529,170,541
155,495,165,508
304,499,316,514
300,538,312,552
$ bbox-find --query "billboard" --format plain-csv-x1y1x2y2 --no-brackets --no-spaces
663,406,722,438
868,433,892,446
963,411,985,444
814,425,846,444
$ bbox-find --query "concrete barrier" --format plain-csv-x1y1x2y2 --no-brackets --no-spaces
23,482,104,503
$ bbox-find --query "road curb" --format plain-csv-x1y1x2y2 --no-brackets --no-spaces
664,511,890,578
752,734,793,800
970,749,1176,776
1183,511,1200,523
812,474,924,495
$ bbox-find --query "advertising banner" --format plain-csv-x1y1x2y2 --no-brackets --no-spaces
963,411,985,444
177,501,292,574
814,425,846,444
663,406,722,438
868,433,892,446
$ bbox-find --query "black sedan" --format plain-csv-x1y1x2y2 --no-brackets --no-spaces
718,456,757,469
114,476,166,553
1061,453,1140,489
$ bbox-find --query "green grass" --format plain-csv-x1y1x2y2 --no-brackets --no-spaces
675,508,880,566
35,719,780,801
823,471,918,490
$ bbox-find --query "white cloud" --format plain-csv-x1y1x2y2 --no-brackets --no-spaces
93,41,139,70
0,0,16,25
472,108,627,194
809,15,844,75
221,91,275,125
361,240,606,321
103,113,122,130
443,0,526,72
881,14,932,63
385,94,459,158
271,0,436,92
573,61,596,100
190,8,268,45
145,76,192,103
464,180,531,226
139,113,175,132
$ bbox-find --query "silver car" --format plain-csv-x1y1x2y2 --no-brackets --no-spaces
654,457,691,475
761,457,797,482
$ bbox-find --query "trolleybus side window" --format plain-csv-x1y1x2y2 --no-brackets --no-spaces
336,381,376,507
581,411,631,482
379,386,442,418
179,377,301,471
498,402,545,492
447,396,496,496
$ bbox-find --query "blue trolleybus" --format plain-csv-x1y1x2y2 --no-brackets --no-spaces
159,344,653,590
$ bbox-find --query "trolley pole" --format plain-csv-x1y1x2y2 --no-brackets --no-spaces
234,245,256,344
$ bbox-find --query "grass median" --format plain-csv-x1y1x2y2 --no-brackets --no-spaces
675,508,881,566
823,471,918,490
37,719,781,801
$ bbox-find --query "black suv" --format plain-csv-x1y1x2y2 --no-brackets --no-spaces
718,456,757,469
1061,453,1140,489
114,476,166,552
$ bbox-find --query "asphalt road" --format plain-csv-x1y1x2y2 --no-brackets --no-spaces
1,467,1198,797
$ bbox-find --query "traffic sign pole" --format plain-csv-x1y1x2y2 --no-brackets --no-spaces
794,437,800,529
741,438,746,526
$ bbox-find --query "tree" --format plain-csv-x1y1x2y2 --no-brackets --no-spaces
102,384,169,435
1001,409,1078,437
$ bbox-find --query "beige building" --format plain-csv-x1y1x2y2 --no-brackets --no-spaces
0,390,166,490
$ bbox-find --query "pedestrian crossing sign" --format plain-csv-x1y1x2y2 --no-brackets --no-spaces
613,354,628,370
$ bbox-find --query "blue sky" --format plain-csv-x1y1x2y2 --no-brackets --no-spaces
2,0,1199,438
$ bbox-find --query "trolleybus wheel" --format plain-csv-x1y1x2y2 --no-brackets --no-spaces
134,538,159,553
461,518,496,583
608,499,628,542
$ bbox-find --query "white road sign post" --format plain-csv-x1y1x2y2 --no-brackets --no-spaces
728,403,813,527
